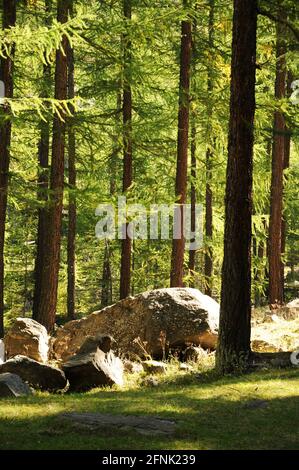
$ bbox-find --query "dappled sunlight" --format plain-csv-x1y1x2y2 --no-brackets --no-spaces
1,368,299,449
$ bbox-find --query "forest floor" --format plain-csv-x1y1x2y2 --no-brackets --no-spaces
251,313,299,352
1,364,299,450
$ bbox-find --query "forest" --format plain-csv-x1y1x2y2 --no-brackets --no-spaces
0,0,298,453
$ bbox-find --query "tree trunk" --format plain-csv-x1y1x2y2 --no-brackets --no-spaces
0,0,16,338
33,0,52,322
101,241,112,308
216,0,257,373
204,0,215,297
170,1,192,287
268,14,287,307
280,71,292,302
120,0,133,299
205,146,213,296
66,0,76,321
188,18,197,287
188,113,196,285
34,0,69,332
101,89,121,306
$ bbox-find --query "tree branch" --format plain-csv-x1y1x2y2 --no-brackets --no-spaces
258,7,299,41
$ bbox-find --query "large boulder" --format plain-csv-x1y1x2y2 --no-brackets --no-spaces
0,355,67,392
52,288,219,361
0,372,32,398
63,348,124,392
4,318,49,363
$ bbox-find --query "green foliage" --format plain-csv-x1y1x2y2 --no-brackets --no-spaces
0,0,298,324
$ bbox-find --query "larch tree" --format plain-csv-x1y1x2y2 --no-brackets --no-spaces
0,0,16,337
188,19,197,285
120,0,133,299
280,70,293,299
268,11,287,307
170,0,192,287
33,0,69,332
66,0,77,320
101,88,122,308
204,0,215,297
188,108,197,284
216,0,257,373
33,0,52,322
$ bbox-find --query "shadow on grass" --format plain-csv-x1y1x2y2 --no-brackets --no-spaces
152,364,299,388
0,368,299,450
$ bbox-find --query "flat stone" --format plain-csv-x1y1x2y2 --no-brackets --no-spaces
244,399,269,410
59,412,176,436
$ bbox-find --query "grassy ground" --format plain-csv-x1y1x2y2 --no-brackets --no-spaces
1,364,299,450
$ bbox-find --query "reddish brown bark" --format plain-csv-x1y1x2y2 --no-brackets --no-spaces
204,146,213,296
268,17,287,307
188,115,196,284
216,0,257,373
34,0,69,332
280,71,293,301
33,0,52,322
0,0,16,337
101,241,112,308
102,91,121,306
120,0,133,299
204,0,215,297
66,0,76,320
188,18,197,287
170,3,192,287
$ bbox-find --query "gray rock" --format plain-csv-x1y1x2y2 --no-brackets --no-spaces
142,360,167,375
123,360,144,374
250,352,292,368
63,348,124,392
52,288,219,361
244,399,269,410
77,334,117,355
4,318,49,363
179,363,193,371
183,345,207,362
287,298,299,309
0,355,67,392
0,372,32,397
251,340,282,353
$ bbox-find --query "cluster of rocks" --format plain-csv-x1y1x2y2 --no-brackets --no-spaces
1,289,297,397
0,288,220,397
0,319,126,396
252,298,299,325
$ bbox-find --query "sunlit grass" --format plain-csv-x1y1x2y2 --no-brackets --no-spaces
1,365,299,450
